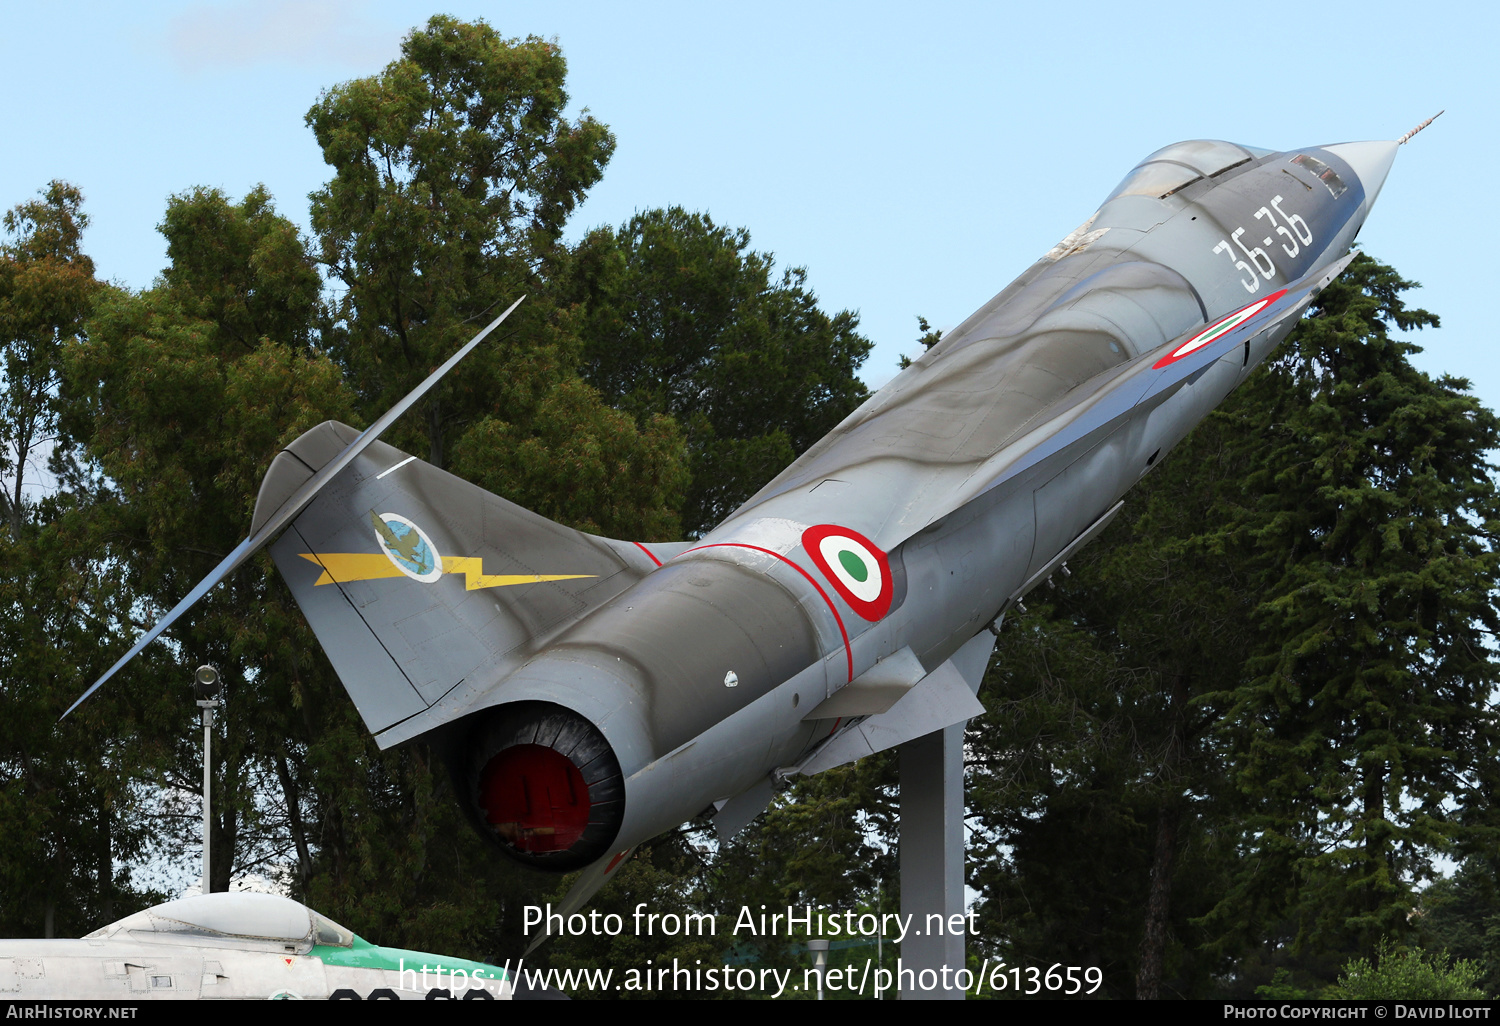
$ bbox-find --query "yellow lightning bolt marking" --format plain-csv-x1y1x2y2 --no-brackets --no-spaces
440,557,594,591
298,553,594,590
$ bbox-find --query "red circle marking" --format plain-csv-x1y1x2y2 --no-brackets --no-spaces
801,524,894,622
1153,289,1287,369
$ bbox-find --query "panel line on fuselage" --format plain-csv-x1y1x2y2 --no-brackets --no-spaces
679,542,854,683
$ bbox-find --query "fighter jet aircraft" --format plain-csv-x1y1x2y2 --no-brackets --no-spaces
68,128,1410,914
0,891,514,999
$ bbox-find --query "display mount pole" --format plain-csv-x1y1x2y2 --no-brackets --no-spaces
899,722,966,999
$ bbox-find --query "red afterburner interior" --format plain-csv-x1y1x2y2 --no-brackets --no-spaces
478,744,591,852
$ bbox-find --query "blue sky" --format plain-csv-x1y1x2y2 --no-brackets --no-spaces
5,1,1493,401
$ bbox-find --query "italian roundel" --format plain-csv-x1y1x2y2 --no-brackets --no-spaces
1152,290,1287,369
802,524,894,622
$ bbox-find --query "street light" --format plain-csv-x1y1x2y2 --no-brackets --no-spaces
807,939,829,1001
194,665,220,895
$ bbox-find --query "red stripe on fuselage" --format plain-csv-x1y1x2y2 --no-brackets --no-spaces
680,543,854,683
633,541,663,567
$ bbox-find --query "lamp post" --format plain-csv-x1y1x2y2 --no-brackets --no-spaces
807,939,829,1001
194,665,220,894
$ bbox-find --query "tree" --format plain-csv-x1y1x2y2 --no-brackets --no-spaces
562,207,872,535
1414,858,1500,995
967,254,1500,996
0,182,98,531
306,16,682,542
968,579,1247,999
64,185,355,897
1210,254,1500,957
66,183,539,957
0,183,162,937
1329,938,1486,1000
897,316,943,370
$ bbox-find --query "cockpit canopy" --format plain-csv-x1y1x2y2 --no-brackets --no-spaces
85,892,355,953
1104,139,1272,203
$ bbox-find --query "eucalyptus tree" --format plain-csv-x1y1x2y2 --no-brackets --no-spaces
64,184,353,897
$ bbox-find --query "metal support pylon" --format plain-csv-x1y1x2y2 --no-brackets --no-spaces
899,722,966,999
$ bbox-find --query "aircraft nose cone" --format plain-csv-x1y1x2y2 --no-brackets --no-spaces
1321,140,1399,220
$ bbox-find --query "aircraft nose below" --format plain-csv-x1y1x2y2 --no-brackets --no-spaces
1321,140,1399,220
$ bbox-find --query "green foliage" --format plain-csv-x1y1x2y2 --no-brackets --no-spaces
969,254,1500,998
562,207,871,535
1209,255,1500,955
64,185,358,897
159,185,324,351
1329,938,1486,1000
307,17,617,466
1414,860,1500,996
305,17,682,542
1254,968,1316,1000
968,375,1266,997
448,364,687,541
0,181,100,530
897,316,943,369
0,183,164,936
718,754,898,915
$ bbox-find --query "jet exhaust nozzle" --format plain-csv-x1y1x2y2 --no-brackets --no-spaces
461,702,625,871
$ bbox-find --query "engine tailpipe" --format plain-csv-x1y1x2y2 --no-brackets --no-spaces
461,702,624,871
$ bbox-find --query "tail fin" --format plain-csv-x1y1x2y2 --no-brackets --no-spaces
261,422,663,743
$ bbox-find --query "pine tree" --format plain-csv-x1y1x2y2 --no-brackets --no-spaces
967,253,1500,995
1210,254,1500,956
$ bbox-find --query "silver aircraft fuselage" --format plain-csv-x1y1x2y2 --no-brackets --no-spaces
367,136,1397,870
76,132,1403,893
